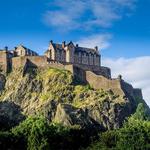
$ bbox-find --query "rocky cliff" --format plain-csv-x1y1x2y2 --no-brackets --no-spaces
0,67,149,130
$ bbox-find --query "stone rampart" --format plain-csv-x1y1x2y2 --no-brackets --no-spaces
85,71,125,96
12,56,48,69
84,70,143,100
73,64,111,78
12,56,68,71
12,57,27,69
0,51,8,73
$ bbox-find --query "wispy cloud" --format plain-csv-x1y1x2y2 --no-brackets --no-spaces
103,56,150,106
43,0,137,31
76,34,112,49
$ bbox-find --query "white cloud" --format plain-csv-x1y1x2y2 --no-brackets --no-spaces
43,0,137,31
76,34,112,49
102,56,150,106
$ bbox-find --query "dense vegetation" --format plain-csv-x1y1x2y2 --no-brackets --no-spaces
0,103,149,150
86,103,150,150
0,116,95,150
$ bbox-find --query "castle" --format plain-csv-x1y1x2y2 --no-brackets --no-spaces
0,41,143,100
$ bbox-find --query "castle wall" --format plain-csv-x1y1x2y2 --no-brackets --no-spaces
48,61,66,70
12,57,28,69
85,71,125,96
73,64,111,79
26,56,48,67
0,51,9,73
12,56,48,69
120,80,134,97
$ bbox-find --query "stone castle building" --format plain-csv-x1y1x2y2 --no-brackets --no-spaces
0,41,105,76
0,45,38,72
45,41,100,66
0,41,143,100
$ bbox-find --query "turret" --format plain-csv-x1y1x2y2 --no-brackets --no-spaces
4,46,8,51
50,40,53,44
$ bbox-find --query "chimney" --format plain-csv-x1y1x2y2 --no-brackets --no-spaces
14,47,17,50
62,41,66,48
50,40,53,44
4,46,8,51
76,44,79,47
95,46,98,51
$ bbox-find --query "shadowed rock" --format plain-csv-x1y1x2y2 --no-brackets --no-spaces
0,101,25,130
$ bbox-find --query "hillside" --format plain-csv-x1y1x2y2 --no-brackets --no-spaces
0,67,149,130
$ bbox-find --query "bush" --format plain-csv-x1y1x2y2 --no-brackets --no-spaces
86,103,150,150
0,116,93,150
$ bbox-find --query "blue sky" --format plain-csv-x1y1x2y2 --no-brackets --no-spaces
0,0,149,57
0,0,150,105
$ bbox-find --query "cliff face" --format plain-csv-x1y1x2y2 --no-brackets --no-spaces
0,67,148,130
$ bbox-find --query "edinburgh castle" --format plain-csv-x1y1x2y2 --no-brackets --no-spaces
0,41,143,100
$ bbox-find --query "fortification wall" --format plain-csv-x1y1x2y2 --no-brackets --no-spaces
12,57,27,69
85,71,125,96
120,80,134,97
26,56,48,67
12,56,68,71
120,80,143,100
73,64,111,78
0,51,8,73
84,70,143,100
12,56,49,70
48,61,66,70
93,66,111,79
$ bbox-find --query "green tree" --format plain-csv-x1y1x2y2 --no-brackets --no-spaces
131,103,148,120
12,116,50,150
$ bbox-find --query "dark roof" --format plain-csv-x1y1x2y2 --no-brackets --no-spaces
75,47,99,55
50,42,99,55
52,43,64,51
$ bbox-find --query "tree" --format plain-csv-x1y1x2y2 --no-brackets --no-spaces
132,103,148,120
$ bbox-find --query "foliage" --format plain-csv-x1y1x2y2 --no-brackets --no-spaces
129,103,150,121
0,116,93,150
86,103,150,150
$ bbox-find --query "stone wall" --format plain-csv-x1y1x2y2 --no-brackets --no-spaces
85,71,125,96
11,56,112,89
12,57,27,69
73,64,111,79
12,56,48,69
84,70,143,100
120,80,134,97
0,51,9,73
